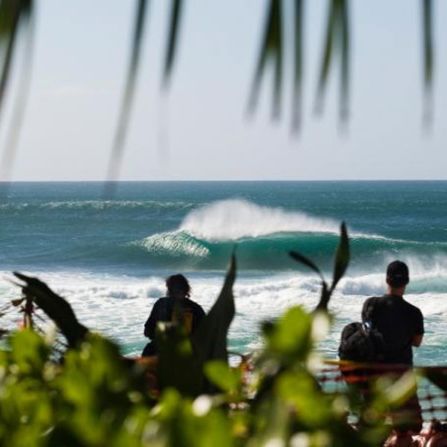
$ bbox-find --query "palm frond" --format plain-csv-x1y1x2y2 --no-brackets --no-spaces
0,5,34,182
315,0,351,128
106,0,149,193
422,0,434,126
248,0,283,119
291,0,304,133
163,0,184,89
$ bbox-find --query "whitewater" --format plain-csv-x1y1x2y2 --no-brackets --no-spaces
1,181,447,364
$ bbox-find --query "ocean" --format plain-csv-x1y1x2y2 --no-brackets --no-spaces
0,181,446,364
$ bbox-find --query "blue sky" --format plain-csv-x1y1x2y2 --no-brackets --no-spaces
1,0,447,181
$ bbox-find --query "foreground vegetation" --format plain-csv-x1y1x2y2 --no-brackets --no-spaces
0,225,427,446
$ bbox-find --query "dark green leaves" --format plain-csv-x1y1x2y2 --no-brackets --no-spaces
289,222,350,312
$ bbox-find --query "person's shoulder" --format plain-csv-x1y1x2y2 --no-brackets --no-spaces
154,297,170,306
402,299,423,316
185,298,205,312
363,296,381,307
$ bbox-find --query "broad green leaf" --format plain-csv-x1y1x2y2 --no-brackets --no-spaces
192,254,236,365
156,323,201,396
264,306,312,361
277,371,332,428
191,254,236,393
205,360,240,394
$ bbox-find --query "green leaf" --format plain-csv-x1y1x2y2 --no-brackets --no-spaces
422,0,434,125
163,0,184,88
277,371,332,428
191,254,237,392
330,221,350,292
106,0,149,191
156,322,201,396
0,6,34,181
264,306,312,361
205,360,240,394
315,0,351,127
289,250,325,283
292,0,304,132
248,0,283,119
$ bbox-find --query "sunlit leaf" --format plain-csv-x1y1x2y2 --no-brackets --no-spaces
205,360,240,394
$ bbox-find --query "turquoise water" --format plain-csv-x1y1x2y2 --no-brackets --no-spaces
1,181,446,362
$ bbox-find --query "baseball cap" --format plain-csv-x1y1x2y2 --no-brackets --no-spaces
386,260,409,287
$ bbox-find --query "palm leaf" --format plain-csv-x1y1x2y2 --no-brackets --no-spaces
105,0,149,193
291,0,304,132
248,0,283,119
314,0,338,115
330,221,349,292
289,250,325,284
0,5,34,182
422,0,434,125
0,0,31,126
315,0,350,127
191,254,236,393
162,0,184,89
339,0,350,125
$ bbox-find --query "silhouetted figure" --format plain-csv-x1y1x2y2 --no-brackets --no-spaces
362,260,424,433
142,274,205,357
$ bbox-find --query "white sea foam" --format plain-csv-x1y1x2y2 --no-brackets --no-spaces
1,268,446,362
179,199,341,241
138,232,210,257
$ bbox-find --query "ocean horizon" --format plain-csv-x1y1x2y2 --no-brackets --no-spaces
1,180,446,363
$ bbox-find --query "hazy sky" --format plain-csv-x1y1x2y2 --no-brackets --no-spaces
2,0,447,181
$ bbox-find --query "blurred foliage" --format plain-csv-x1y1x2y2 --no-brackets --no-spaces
0,0,438,182
0,224,424,446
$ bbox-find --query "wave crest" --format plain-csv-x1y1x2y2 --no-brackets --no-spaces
179,199,340,241
138,232,210,258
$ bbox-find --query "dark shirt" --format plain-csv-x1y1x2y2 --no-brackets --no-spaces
144,297,205,340
361,294,424,365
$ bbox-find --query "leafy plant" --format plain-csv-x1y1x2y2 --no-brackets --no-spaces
0,227,424,446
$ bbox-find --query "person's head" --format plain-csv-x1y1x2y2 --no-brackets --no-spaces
386,260,409,294
166,274,191,299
